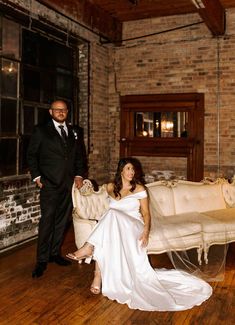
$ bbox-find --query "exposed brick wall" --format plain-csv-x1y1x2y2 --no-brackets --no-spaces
108,10,235,181
0,177,39,250
77,42,89,149
87,42,110,184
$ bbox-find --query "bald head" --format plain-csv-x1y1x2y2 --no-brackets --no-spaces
49,100,68,123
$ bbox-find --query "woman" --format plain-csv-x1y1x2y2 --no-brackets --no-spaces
67,158,212,311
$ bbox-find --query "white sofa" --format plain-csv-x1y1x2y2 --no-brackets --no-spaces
72,178,235,265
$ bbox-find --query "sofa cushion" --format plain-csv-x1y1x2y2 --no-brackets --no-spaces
172,182,226,214
150,212,202,238
201,208,235,233
147,211,203,254
199,208,235,263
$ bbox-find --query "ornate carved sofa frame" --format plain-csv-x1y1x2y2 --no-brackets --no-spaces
72,178,235,265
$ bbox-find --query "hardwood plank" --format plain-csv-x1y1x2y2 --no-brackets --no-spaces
0,226,235,325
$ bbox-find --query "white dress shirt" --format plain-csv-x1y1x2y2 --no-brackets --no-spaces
52,120,68,137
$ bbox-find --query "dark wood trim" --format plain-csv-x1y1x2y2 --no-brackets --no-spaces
120,93,204,181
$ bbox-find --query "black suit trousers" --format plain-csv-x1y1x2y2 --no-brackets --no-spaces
37,185,72,262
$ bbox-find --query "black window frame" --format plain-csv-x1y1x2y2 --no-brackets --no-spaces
0,12,80,179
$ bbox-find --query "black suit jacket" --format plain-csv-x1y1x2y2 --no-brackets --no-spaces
27,120,87,189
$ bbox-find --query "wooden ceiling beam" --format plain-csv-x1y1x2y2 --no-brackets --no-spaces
39,0,122,43
191,0,225,35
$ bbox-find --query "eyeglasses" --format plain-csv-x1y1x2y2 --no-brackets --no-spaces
51,108,68,113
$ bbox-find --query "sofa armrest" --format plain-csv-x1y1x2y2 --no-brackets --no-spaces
72,179,109,220
222,183,235,207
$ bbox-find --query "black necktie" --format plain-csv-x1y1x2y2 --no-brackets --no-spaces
59,125,67,143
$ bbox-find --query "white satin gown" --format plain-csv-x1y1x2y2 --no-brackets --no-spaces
87,190,212,311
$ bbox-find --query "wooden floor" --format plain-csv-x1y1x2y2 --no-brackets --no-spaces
0,225,235,325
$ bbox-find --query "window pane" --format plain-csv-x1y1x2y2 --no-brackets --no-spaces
22,29,38,65
1,18,20,59
0,99,17,135
1,58,18,98
19,135,30,174
0,16,2,51
41,71,54,103
54,43,73,69
23,68,40,101
39,37,55,67
37,107,51,125
56,68,73,99
0,138,17,176
66,100,73,123
22,106,35,135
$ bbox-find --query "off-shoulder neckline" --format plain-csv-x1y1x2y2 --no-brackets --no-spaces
108,190,146,201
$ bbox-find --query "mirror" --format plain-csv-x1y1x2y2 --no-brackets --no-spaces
135,111,188,138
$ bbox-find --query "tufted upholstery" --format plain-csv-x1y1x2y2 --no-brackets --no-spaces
172,182,227,214
145,181,175,216
72,180,109,221
72,178,235,264
72,181,109,250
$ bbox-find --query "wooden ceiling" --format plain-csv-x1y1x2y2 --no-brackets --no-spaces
39,0,235,43
87,0,197,22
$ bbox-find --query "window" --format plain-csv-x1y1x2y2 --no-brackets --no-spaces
0,17,20,176
0,15,78,177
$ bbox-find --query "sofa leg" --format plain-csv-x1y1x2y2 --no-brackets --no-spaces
197,246,203,265
204,244,209,264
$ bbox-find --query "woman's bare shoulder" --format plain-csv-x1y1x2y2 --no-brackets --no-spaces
135,184,146,193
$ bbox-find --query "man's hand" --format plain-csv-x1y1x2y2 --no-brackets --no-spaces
35,178,43,189
74,176,83,189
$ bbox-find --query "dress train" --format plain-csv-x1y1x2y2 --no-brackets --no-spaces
87,191,212,311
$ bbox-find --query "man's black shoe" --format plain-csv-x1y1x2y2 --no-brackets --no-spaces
32,262,47,278
49,255,71,266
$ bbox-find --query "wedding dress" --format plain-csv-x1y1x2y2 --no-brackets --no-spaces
87,190,212,311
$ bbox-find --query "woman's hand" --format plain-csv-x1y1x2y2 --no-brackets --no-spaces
139,195,151,248
139,228,150,248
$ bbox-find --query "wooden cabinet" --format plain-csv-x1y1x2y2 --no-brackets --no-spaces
120,93,204,181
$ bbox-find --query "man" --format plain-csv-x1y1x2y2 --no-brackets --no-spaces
27,100,87,278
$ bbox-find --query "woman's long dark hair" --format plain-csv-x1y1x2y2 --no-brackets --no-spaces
113,157,145,198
